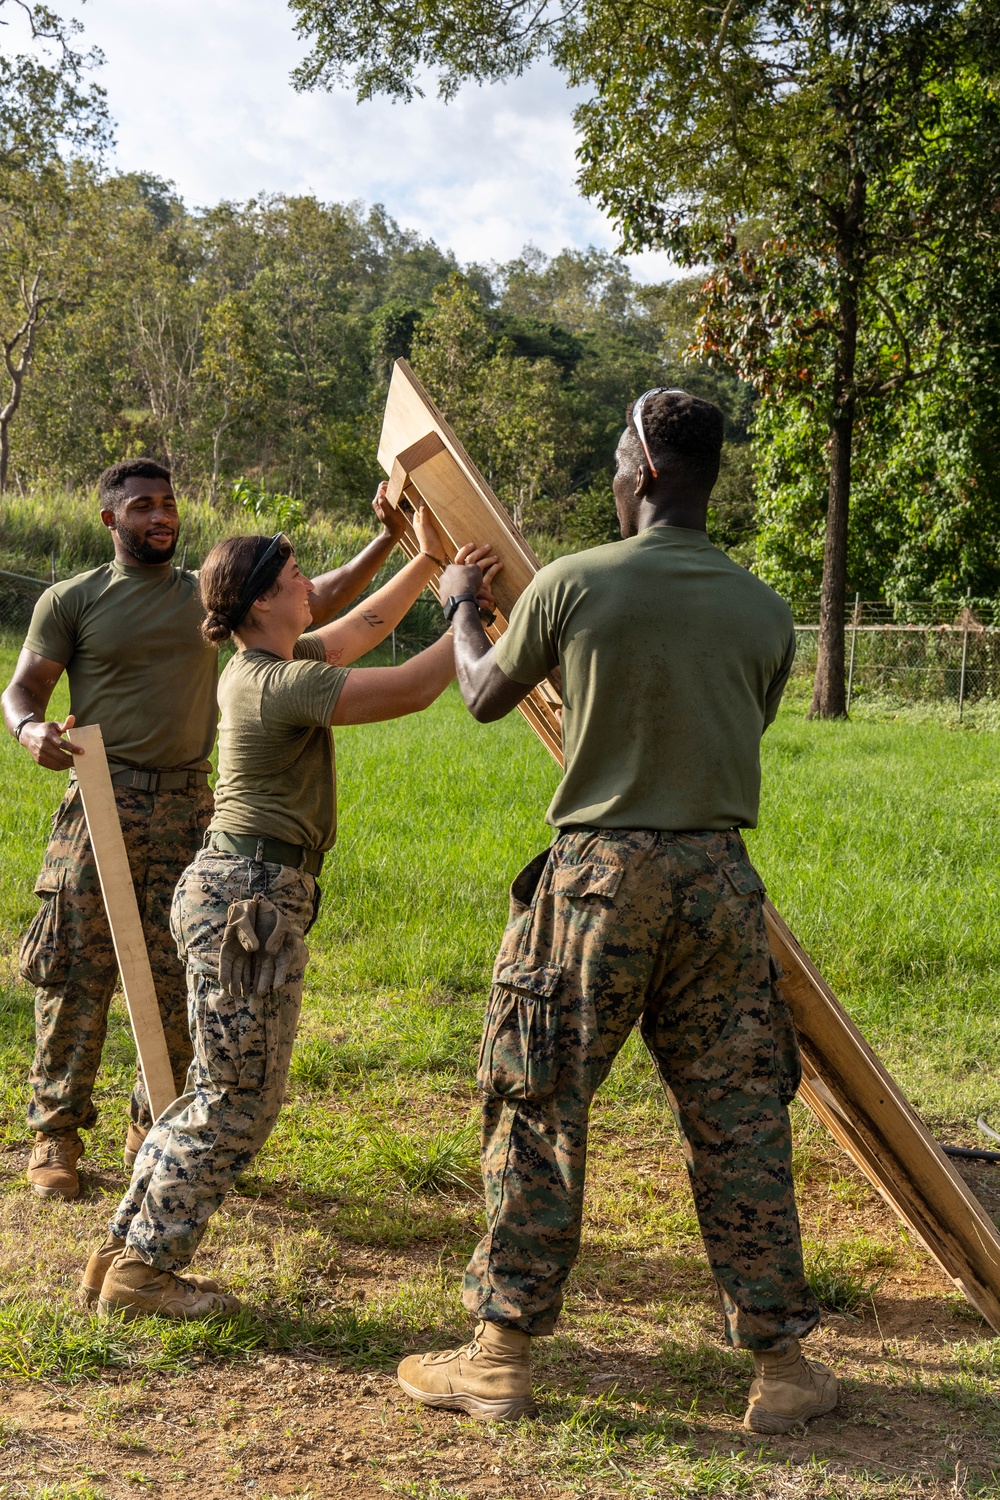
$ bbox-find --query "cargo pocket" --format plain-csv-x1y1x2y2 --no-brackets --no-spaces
493,847,552,968
722,860,765,898
769,957,802,1105
478,961,562,1101
19,867,69,985
192,975,268,1091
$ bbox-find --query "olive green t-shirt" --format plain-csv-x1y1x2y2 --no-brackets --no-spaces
24,560,218,774
209,634,350,853
493,527,796,831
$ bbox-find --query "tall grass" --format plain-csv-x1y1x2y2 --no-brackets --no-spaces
0,485,393,581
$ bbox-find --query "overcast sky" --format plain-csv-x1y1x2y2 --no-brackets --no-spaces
55,0,675,281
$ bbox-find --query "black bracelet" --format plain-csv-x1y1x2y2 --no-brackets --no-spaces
420,550,448,568
13,713,38,742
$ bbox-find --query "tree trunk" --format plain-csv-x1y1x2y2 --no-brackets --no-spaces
0,278,42,496
809,172,865,720
210,405,232,505
0,410,11,495
809,402,854,717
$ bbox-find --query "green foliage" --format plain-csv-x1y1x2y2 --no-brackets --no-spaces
231,477,304,530
804,1239,894,1315
0,171,758,546
290,0,1000,703
0,0,110,173
365,1124,478,1194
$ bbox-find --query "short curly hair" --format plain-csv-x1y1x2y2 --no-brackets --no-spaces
98,458,172,511
626,390,724,485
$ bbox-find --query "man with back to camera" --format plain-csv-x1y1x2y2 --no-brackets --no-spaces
395,389,838,1435
2,457,415,1201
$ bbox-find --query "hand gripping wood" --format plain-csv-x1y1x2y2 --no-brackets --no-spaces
379,358,1000,1331
72,724,176,1120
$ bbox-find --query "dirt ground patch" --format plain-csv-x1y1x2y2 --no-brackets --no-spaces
1,1130,999,1500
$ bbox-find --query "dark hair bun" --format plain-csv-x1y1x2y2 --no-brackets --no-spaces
201,610,233,645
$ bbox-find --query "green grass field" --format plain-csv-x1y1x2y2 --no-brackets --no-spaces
1,637,999,1498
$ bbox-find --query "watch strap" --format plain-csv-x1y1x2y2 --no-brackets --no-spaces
443,592,480,622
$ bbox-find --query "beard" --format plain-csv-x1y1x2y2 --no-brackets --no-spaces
115,516,179,564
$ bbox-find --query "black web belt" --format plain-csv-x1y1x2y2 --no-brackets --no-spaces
109,768,210,793
207,829,324,876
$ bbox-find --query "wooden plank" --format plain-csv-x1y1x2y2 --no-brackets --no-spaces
72,724,177,1121
379,357,1000,1331
767,904,1000,1329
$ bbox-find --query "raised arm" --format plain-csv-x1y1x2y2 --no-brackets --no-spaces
313,510,498,666
2,649,82,768
436,562,532,722
331,632,457,724
307,483,410,626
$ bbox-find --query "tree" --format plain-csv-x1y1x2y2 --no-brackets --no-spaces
0,1,109,489
411,274,570,528
196,293,270,502
0,0,109,172
290,0,1000,715
0,161,100,492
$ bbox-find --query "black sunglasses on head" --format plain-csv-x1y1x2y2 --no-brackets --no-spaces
230,532,293,630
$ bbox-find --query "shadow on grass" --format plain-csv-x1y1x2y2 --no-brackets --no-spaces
521,1348,1000,1495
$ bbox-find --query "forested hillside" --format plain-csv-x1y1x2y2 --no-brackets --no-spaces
0,177,753,556
3,0,1000,615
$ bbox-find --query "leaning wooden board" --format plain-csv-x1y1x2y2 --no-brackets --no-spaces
72,724,176,1120
379,357,1000,1331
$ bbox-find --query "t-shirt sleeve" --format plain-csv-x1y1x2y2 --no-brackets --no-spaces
265,659,350,729
293,633,328,662
23,585,76,666
493,577,559,686
763,628,797,729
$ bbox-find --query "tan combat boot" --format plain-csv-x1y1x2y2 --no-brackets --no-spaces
123,1123,148,1168
743,1339,839,1434
27,1130,83,1200
98,1247,241,1321
397,1320,537,1421
79,1235,222,1308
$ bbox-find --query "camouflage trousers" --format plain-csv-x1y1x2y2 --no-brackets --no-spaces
109,850,315,1271
20,781,212,1135
463,829,820,1351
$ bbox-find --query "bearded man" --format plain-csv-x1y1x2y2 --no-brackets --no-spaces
3,457,407,1200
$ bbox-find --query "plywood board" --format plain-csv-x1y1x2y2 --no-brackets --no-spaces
380,357,1000,1331
379,360,562,760
72,725,176,1120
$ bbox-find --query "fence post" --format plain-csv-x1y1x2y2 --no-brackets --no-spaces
846,592,860,714
49,553,56,584
958,592,972,721
392,628,397,666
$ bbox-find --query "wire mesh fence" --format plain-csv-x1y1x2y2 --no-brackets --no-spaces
0,568,50,638
793,597,1000,711
4,566,998,703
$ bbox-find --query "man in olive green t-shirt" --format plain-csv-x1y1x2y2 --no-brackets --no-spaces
395,392,838,1437
1,456,409,1200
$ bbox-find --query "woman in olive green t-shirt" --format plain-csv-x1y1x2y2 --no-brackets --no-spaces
87,512,497,1320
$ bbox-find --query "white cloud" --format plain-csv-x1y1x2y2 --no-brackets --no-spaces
72,0,677,281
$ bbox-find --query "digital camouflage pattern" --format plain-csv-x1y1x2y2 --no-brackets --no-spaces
20,782,212,1135
109,850,315,1271
463,828,820,1350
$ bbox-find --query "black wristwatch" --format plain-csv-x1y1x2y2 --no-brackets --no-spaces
443,592,480,622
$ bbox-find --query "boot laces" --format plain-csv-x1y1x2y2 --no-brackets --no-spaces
36,1135,77,1164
